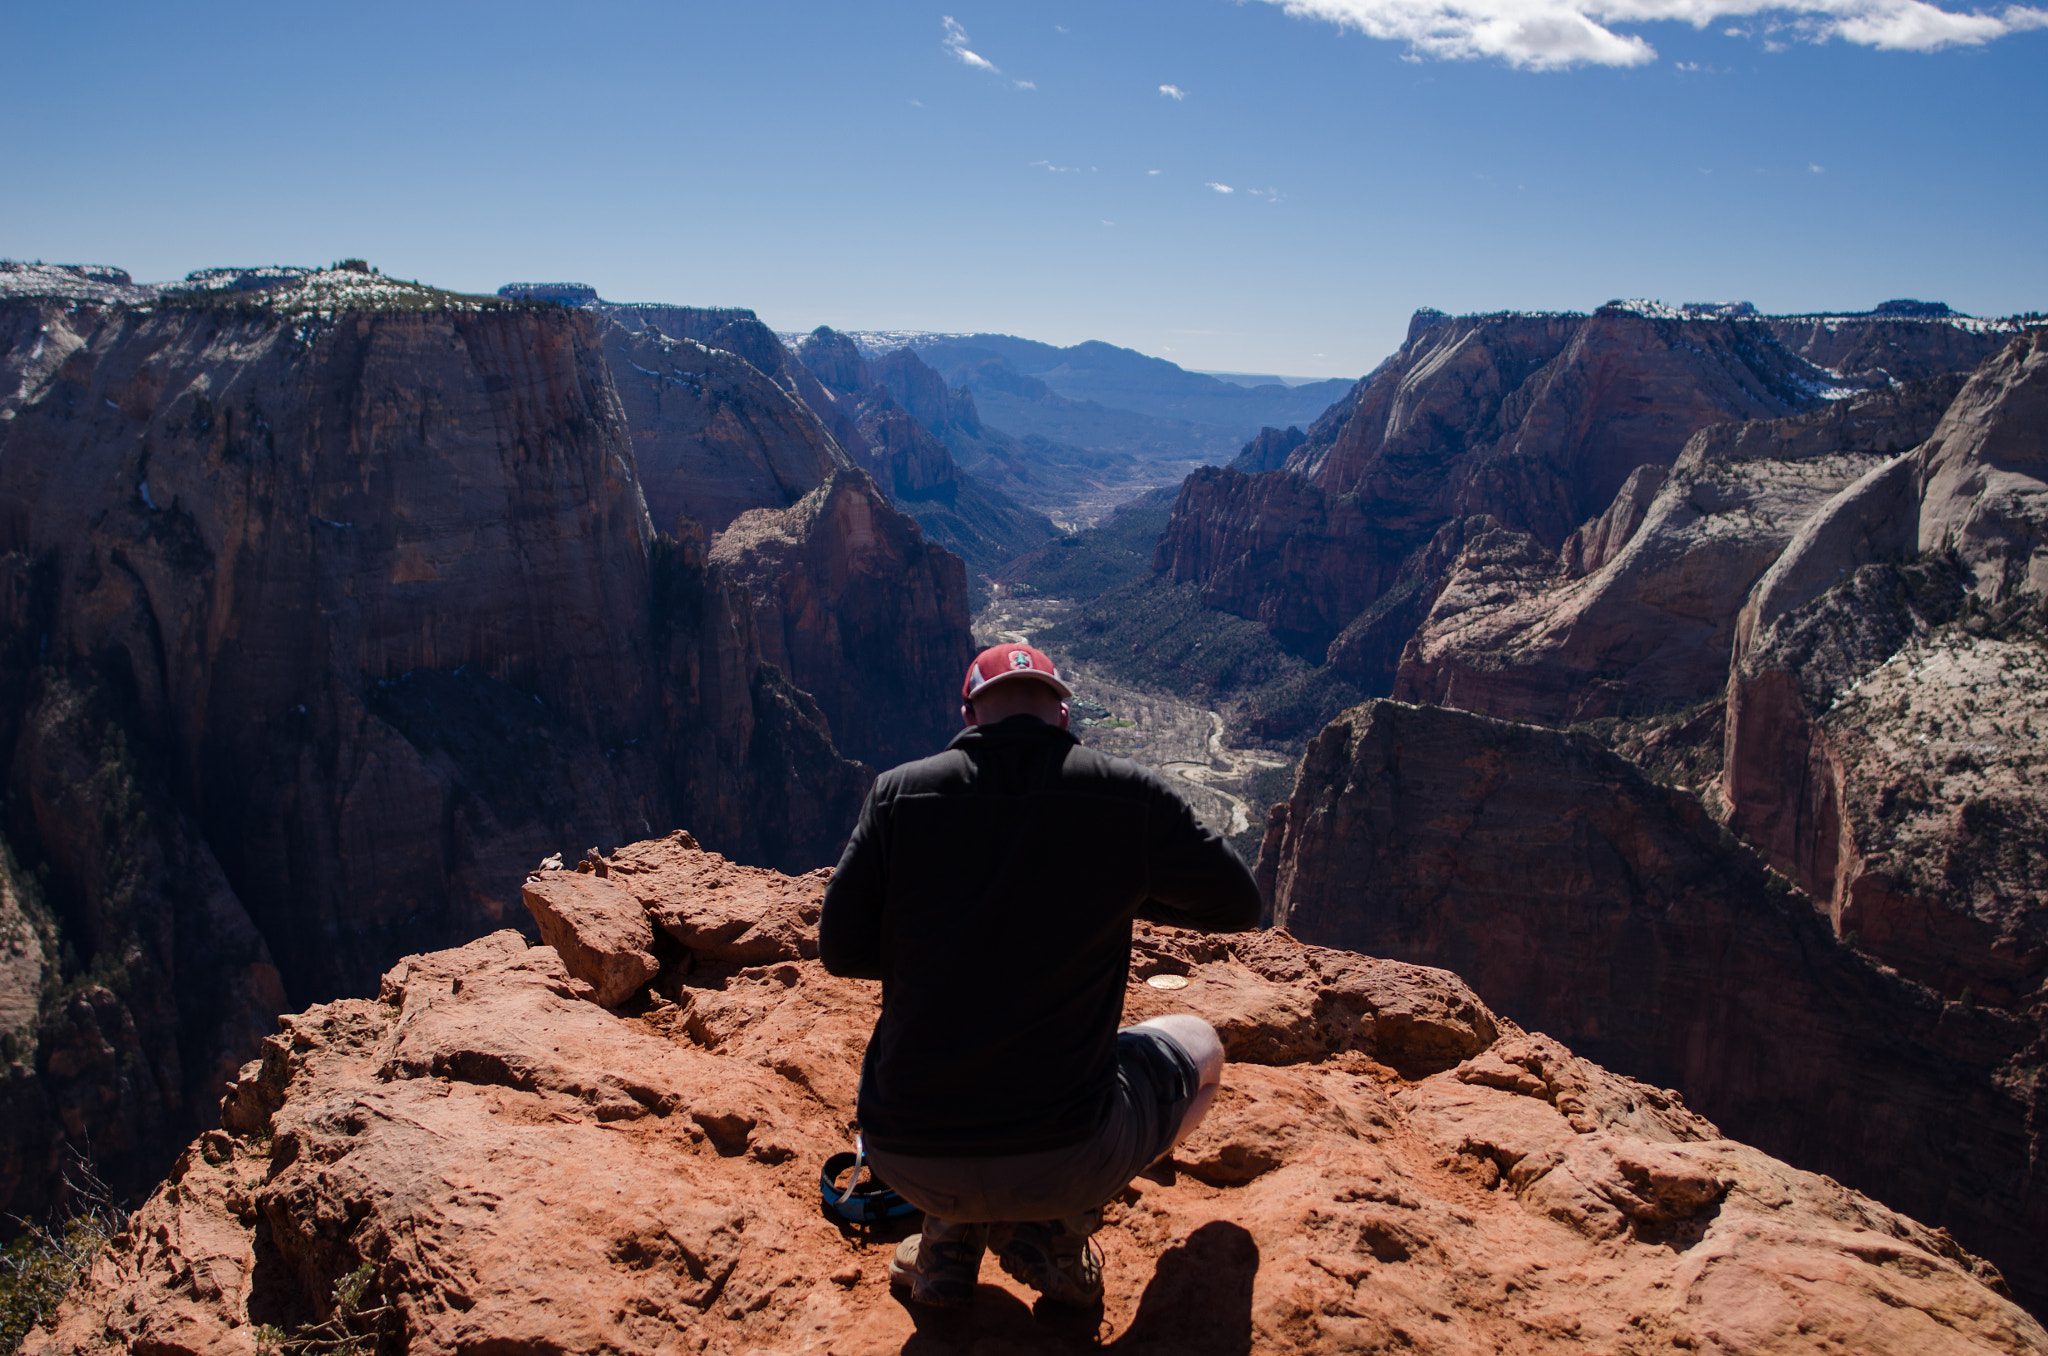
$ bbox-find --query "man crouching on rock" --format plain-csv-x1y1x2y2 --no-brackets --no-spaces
819,641,1260,1309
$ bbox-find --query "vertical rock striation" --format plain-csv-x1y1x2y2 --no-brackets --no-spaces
1391,375,1968,722
1153,304,2026,686
0,274,976,1220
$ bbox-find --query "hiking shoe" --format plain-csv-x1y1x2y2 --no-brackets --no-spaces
995,1217,1104,1307
888,1218,987,1309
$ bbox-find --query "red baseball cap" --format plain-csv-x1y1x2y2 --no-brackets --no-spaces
961,642,1073,703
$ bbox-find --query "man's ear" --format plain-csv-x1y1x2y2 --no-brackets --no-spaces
1058,702,1070,730
961,702,977,727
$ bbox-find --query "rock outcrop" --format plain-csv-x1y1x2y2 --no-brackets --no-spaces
708,470,974,771
1392,375,1967,722
0,275,973,1221
26,832,2043,1355
1259,698,2048,1315
1723,330,2048,1012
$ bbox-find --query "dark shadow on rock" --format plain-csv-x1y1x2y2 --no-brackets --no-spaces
895,1219,1259,1354
899,1283,1043,1353
1110,1221,1258,1355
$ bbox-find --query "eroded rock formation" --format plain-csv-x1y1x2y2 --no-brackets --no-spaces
1392,375,1967,722
600,319,850,535
0,275,973,1222
25,832,2042,1355
1725,329,2048,1011
1153,304,2023,674
1259,698,2048,1315
794,329,1054,575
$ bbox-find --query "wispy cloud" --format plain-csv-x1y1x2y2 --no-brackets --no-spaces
1257,0,2048,68
1148,169,1163,175
1207,182,1236,193
1031,159,1081,173
1809,162,1826,172
1159,83,1187,99
1015,79,1037,88
942,15,999,71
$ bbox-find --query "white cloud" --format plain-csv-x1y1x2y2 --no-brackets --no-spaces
1207,182,1236,193
942,15,999,71
1032,159,1080,173
1148,168,1163,175
1809,162,1826,171
1160,83,1188,98
1258,0,2048,67
1015,79,1037,88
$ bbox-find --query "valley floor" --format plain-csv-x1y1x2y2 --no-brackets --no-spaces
974,584,1295,863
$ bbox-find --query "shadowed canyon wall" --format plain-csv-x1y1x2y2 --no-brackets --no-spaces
0,278,974,1222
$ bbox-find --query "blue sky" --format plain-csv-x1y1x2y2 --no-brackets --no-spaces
3,1,2042,376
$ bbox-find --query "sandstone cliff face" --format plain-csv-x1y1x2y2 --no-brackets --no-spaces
599,319,849,534
0,297,665,994
797,329,958,500
1155,305,2015,669
1724,332,2048,1008
26,832,2042,1355
791,328,1053,578
1765,311,2021,385
0,278,970,1221
1392,376,1966,722
1259,699,2048,1315
708,469,973,771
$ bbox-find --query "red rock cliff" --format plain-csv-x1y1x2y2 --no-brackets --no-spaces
0,277,973,1223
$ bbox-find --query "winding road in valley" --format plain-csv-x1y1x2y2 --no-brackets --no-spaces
978,586,1293,845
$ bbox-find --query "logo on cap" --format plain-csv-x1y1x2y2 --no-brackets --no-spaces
961,642,1073,701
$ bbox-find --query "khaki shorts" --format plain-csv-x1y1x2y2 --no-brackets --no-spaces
865,1025,1201,1225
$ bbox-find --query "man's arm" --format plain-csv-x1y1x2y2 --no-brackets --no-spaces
819,786,888,979
1136,780,1262,932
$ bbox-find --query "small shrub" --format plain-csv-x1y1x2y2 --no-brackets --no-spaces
0,1160,128,1354
253,1263,395,1356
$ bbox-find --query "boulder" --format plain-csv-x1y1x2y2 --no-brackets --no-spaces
519,870,659,1008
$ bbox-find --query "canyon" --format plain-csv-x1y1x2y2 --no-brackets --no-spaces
4,261,2044,1347
1001,304,2046,1316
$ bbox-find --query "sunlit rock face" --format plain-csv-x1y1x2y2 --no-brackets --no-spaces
1724,330,2048,1012
1154,304,2021,675
1391,374,1968,723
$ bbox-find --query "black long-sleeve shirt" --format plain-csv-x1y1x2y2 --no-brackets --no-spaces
820,715,1261,1157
